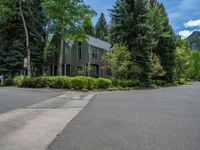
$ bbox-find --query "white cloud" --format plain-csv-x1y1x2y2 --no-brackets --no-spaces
184,19,200,28
178,30,194,39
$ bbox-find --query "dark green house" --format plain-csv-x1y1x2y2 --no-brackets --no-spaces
48,36,111,77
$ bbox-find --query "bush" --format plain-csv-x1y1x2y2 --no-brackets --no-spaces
13,76,26,86
4,77,14,86
21,77,46,88
13,76,141,90
153,80,166,86
111,78,140,87
71,76,88,90
97,78,112,89
86,77,97,90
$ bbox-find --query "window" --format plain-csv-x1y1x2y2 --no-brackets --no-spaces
77,42,82,59
92,48,98,59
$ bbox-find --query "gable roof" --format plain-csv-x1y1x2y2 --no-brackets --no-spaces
87,35,111,50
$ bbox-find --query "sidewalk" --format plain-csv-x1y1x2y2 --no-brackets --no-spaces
0,91,96,150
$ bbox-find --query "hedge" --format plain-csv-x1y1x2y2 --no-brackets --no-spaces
13,76,144,90
13,76,112,90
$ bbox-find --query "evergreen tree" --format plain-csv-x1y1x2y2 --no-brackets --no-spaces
0,0,46,76
156,3,176,83
110,0,152,83
84,21,94,36
94,13,108,41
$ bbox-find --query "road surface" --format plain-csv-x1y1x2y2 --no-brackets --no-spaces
48,82,200,150
0,87,64,114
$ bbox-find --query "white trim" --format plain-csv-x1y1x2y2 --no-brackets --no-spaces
77,42,82,60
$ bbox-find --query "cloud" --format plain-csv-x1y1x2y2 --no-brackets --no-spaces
178,30,194,39
184,19,200,28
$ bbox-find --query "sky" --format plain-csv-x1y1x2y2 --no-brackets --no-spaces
85,0,200,39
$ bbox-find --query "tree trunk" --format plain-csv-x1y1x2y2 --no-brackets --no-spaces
58,39,64,76
19,1,31,76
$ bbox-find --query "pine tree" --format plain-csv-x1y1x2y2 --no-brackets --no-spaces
110,0,152,83
94,13,108,41
156,3,176,83
0,0,46,76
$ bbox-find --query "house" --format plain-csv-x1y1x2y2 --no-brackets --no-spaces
48,35,111,77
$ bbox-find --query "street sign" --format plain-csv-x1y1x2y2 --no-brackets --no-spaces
0,75,3,85
24,58,28,68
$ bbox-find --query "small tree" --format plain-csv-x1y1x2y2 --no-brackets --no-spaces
103,43,136,79
175,48,189,83
188,50,200,80
42,0,95,76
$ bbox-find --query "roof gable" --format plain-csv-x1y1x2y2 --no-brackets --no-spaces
86,35,111,50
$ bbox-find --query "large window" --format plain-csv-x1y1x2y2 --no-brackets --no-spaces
92,48,98,59
77,42,82,59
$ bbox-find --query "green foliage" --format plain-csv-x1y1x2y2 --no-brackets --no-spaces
0,0,45,76
96,78,112,89
188,50,200,80
14,76,112,90
111,78,140,88
110,0,152,83
153,80,166,86
42,0,96,75
151,54,165,78
94,13,108,41
4,77,14,86
103,43,140,79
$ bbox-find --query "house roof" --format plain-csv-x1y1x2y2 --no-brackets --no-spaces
87,35,111,50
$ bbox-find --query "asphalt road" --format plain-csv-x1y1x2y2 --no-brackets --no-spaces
48,82,200,150
0,87,64,114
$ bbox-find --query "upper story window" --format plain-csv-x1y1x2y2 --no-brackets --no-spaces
92,48,98,59
77,42,82,59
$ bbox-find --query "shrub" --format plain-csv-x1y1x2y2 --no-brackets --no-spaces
71,76,88,90
111,78,140,87
4,77,14,86
13,76,26,86
154,80,166,86
97,78,112,89
21,77,46,88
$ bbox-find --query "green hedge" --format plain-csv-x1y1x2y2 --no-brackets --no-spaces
13,76,112,90
13,76,141,90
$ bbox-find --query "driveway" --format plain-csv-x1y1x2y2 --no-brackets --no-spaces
0,87,64,114
48,82,200,150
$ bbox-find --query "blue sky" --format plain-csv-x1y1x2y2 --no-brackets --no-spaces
85,0,200,39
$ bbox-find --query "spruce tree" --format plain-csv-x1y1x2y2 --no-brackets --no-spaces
110,0,152,83
156,3,176,83
94,13,108,41
0,0,45,76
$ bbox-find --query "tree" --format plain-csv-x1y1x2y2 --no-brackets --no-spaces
156,3,176,83
84,21,95,36
0,0,45,76
42,0,95,76
110,0,152,83
0,0,33,76
94,13,108,41
175,36,190,83
102,43,133,79
188,50,200,80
